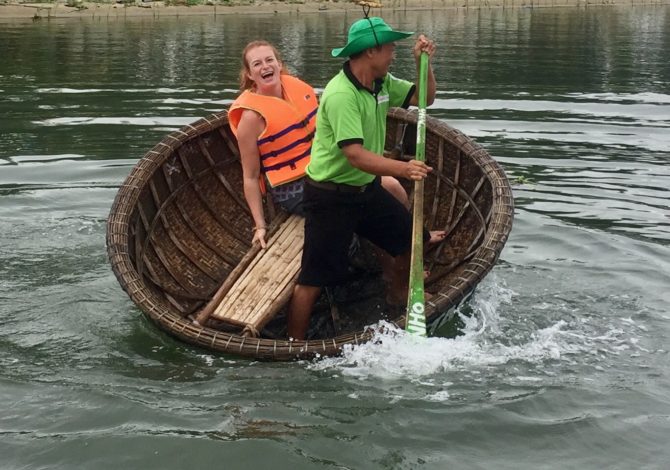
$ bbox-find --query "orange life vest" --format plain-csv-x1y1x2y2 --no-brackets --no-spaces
228,74,318,189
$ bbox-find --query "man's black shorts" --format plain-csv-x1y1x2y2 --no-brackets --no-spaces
297,177,413,287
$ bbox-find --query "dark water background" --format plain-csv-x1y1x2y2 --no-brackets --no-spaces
1,6,669,469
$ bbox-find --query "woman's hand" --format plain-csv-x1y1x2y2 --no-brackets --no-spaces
252,226,268,249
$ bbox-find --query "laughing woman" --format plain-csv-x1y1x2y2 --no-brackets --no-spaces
228,40,317,249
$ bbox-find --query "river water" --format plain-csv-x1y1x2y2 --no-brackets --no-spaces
1,5,669,469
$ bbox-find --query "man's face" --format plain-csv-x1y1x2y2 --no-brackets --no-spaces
371,42,396,77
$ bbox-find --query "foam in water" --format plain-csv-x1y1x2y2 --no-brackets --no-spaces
309,275,636,387
34,87,209,94
32,117,195,127
567,92,670,104
311,278,543,376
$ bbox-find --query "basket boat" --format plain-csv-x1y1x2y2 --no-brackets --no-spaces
106,107,514,360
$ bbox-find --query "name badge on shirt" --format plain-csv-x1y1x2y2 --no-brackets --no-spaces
377,94,390,104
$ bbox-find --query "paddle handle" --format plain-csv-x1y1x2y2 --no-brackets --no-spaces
405,52,429,337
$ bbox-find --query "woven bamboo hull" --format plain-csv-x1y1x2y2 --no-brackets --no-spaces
106,108,514,360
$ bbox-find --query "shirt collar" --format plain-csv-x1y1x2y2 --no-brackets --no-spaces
342,61,384,95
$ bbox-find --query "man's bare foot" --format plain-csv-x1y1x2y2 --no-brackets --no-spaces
429,230,446,244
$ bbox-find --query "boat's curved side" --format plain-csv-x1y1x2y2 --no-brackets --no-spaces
385,108,514,322
107,108,513,360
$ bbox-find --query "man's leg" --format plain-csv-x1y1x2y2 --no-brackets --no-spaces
291,182,357,339
387,251,411,305
379,177,446,244
378,176,406,287
355,184,413,306
288,284,322,340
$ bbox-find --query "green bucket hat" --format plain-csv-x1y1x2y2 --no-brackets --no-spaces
331,17,414,58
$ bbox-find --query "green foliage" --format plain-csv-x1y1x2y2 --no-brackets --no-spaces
65,0,88,9
164,0,206,5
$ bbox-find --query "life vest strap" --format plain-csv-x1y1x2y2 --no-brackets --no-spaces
263,148,311,173
260,132,314,161
257,107,317,145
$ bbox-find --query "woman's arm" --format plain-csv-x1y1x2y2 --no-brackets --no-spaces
236,109,269,248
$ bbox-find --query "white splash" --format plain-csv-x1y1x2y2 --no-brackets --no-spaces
309,273,642,391
310,318,566,380
309,277,569,380
308,275,631,388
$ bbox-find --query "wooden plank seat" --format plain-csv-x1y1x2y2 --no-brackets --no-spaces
193,214,304,337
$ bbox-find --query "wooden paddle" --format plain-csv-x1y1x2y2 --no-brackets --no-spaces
405,51,429,337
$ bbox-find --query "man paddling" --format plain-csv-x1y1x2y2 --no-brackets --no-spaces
287,16,438,340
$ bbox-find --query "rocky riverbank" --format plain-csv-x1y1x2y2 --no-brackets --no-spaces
1,0,667,20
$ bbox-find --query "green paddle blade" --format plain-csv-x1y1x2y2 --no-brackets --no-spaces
405,179,426,336
405,52,429,337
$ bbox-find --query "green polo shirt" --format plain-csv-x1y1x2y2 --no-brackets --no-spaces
306,62,415,185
